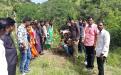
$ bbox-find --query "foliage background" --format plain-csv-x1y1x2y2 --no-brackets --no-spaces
1,0,121,48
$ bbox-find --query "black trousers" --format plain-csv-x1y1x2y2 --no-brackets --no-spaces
78,37,83,53
97,57,106,75
8,64,16,75
85,46,95,69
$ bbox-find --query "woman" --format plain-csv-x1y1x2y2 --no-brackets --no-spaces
26,24,38,58
31,22,42,54
45,21,53,49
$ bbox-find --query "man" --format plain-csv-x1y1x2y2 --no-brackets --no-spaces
83,16,98,69
17,16,31,75
77,17,84,53
0,21,8,75
60,29,72,56
68,19,80,62
96,21,110,75
1,17,17,75
39,20,45,51
37,21,44,54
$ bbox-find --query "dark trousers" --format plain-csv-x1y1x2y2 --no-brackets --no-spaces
78,38,83,53
6,49,17,75
97,57,106,75
78,38,86,61
85,46,95,69
8,64,16,75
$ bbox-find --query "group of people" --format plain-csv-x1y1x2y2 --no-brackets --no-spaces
60,16,110,75
0,17,53,75
0,17,17,75
0,16,110,75
18,17,53,75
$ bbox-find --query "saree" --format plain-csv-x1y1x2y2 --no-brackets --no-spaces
45,26,53,49
28,27,39,58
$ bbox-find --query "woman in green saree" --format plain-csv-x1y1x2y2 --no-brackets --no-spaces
45,21,53,49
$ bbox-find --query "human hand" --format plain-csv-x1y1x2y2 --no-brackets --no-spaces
20,43,26,50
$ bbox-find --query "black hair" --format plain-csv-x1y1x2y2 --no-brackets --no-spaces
0,23,5,30
30,21,37,25
97,19,105,25
5,17,15,26
49,20,53,26
67,16,73,21
87,16,94,20
78,16,82,21
22,16,31,23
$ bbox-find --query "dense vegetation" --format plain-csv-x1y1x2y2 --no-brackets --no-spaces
0,0,121,74
0,0,121,47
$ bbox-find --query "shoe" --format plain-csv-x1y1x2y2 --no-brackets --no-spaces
28,68,31,71
22,72,26,75
24,69,31,73
84,61,87,65
24,70,29,73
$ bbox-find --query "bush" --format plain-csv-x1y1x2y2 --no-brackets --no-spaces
109,27,121,48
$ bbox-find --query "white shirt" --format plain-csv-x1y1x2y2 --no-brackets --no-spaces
95,29,110,57
43,25,48,37
0,39,8,75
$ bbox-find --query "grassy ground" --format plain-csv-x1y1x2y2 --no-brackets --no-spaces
16,47,121,75
6,29,119,75
15,31,121,75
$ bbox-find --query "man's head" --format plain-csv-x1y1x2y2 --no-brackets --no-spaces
87,16,94,25
69,18,76,26
97,21,104,31
0,17,15,33
70,19,75,24
40,20,44,26
22,16,31,26
67,21,71,26
82,19,87,27
78,16,82,23
45,20,50,27
30,21,37,29
5,17,16,32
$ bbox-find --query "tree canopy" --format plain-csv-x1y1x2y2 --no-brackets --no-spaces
0,0,121,47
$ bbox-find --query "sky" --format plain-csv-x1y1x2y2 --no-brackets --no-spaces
31,0,48,4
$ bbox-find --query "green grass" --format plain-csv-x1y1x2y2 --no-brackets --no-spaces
107,47,121,67
16,50,89,75
11,30,121,75
16,47,121,75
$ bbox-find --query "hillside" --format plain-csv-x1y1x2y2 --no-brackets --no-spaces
0,0,121,75
16,50,121,75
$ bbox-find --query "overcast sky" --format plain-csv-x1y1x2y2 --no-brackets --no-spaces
31,0,48,3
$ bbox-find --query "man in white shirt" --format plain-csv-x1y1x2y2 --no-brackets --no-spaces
0,22,8,75
95,21,110,75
